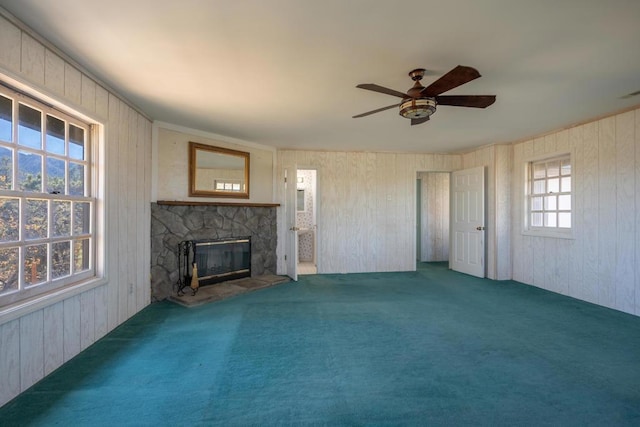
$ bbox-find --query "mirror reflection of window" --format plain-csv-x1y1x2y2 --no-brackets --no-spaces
189,141,249,198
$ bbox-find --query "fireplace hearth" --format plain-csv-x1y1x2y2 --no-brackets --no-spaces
177,237,251,295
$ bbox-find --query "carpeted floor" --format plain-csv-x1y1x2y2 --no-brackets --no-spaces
1,263,640,426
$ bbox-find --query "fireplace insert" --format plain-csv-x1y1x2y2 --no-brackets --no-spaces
176,237,251,295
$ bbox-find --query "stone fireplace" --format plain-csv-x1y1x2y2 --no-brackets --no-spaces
150,202,278,301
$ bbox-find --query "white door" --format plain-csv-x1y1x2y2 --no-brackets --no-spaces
284,166,298,281
450,166,485,278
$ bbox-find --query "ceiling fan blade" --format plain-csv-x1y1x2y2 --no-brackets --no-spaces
352,103,401,118
411,116,430,126
435,95,496,108
356,84,408,99
421,65,481,97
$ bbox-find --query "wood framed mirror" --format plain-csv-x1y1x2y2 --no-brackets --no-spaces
189,141,250,198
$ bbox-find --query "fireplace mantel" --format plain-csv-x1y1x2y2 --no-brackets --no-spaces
157,200,280,208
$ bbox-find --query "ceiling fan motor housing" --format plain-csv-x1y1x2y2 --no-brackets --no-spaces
399,97,436,119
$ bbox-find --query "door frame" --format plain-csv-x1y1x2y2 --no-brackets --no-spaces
284,165,298,281
416,171,452,264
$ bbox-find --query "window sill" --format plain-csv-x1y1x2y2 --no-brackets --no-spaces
0,276,107,326
521,229,574,240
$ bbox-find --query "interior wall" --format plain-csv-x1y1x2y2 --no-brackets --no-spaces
276,151,462,275
0,13,152,407
418,172,450,262
154,125,275,203
511,107,640,316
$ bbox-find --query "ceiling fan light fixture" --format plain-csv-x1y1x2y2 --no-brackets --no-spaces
399,97,436,119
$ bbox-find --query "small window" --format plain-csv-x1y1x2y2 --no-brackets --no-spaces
526,155,572,236
0,84,96,307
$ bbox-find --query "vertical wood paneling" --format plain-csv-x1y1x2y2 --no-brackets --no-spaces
532,236,545,287
347,152,363,271
615,111,635,313
43,302,64,375
19,310,44,391
140,118,152,307
321,152,337,272
512,107,640,316
521,140,535,285
511,143,524,282
495,145,511,280
44,49,65,96
316,152,330,272
81,75,96,113
107,94,121,332
127,107,137,316
0,320,20,407
397,153,414,270
95,85,109,120
0,15,21,73
363,152,377,272
0,18,153,407
375,153,390,271
94,285,108,340
335,152,348,273
544,133,557,154
556,239,570,295
597,117,616,309
63,296,81,363
79,290,95,351
636,111,640,315
582,122,599,304
533,136,546,156
568,126,584,300
385,154,398,271
485,147,496,279
278,150,460,275
544,237,558,293
64,64,81,105
556,129,569,153
20,33,44,85
118,103,131,323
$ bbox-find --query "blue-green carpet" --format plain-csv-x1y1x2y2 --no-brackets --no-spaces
1,263,640,426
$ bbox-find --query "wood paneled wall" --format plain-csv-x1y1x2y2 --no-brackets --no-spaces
511,108,639,316
276,151,462,274
0,13,152,406
417,172,450,262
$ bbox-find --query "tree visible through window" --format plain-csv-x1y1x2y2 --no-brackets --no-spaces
0,84,94,306
528,155,571,231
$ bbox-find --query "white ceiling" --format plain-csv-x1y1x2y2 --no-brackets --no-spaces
2,0,640,153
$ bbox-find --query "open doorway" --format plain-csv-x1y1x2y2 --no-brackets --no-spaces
416,172,450,263
297,169,317,275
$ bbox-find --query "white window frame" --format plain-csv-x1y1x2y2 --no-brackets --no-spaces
522,152,574,239
0,81,103,311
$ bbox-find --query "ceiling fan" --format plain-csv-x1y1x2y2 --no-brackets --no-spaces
353,65,496,125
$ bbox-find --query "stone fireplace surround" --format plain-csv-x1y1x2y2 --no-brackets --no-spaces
150,202,278,301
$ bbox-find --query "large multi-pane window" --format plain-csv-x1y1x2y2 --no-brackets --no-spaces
0,84,94,306
527,155,571,233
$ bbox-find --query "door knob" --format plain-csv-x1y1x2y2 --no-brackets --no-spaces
476,226,485,231
289,226,300,231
